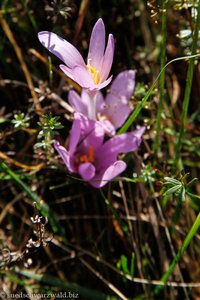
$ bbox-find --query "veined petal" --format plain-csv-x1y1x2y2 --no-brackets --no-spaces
38,31,85,68
90,161,126,188
88,18,105,69
100,34,115,81
68,90,87,115
78,162,96,180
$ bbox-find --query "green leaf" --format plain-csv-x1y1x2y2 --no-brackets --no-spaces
187,191,200,201
130,252,135,277
164,177,181,185
121,255,129,275
179,187,186,202
164,184,182,195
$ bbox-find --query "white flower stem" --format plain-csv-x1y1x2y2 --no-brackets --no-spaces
87,92,97,120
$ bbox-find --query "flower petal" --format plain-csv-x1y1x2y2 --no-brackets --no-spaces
63,65,112,92
69,115,81,153
74,113,105,151
68,90,87,115
54,140,75,172
88,18,105,69
98,120,116,136
100,34,115,81
90,161,126,188
101,70,136,129
89,75,113,92
95,91,105,112
78,162,96,180
38,31,85,68
107,70,136,102
103,105,131,129
105,127,145,153
71,66,95,89
95,127,145,169
59,64,75,81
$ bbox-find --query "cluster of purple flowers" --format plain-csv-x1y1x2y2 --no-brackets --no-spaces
38,19,145,188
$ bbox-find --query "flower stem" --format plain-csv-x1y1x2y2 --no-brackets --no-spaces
174,0,200,169
153,0,168,155
87,92,97,120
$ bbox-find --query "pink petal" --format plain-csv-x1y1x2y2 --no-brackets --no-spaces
78,162,96,180
72,66,95,89
68,90,87,115
88,75,113,92
107,70,136,102
59,65,75,81
88,18,105,70
105,127,145,153
98,120,116,136
95,91,105,112
104,105,131,129
69,115,81,153
100,34,115,81
62,66,112,92
38,31,85,68
90,161,126,188
54,140,74,172
101,70,136,129
74,113,105,151
95,127,145,169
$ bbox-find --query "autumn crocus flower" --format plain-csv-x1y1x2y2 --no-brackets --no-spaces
68,70,136,135
38,18,114,93
54,113,145,188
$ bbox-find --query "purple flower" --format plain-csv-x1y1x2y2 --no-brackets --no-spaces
54,113,145,188
38,19,114,92
68,70,136,135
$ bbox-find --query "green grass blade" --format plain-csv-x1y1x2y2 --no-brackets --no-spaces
0,161,65,235
155,212,200,294
13,268,118,300
100,189,129,233
174,0,200,169
118,55,200,135
153,0,168,154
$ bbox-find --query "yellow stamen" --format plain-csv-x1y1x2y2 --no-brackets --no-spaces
79,146,95,163
86,64,100,84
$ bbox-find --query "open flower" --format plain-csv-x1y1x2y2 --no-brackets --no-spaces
54,113,145,188
68,70,136,135
38,18,114,92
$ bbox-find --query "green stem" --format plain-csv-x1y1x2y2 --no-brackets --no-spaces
155,212,200,294
174,0,200,169
153,0,168,154
100,189,129,234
